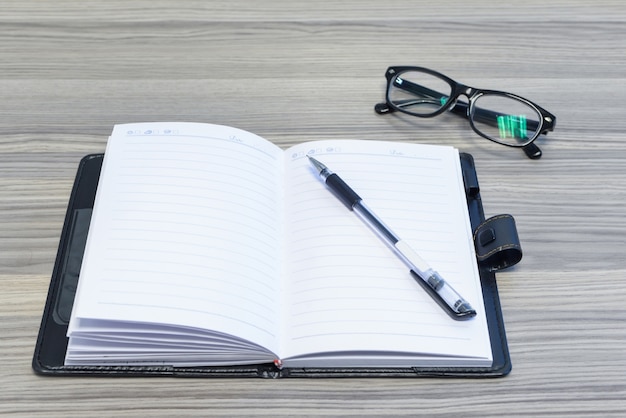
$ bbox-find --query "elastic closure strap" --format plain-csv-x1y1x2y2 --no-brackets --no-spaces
473,214,522,271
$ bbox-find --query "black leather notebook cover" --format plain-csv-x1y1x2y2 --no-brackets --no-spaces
33,153,514,378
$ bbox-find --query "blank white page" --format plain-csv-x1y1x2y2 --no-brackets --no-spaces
281,140,491,365
68,123,284,355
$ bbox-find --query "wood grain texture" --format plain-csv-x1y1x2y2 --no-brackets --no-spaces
1,1,625,416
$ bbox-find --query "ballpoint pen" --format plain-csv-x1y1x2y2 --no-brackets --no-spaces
307,155,477,320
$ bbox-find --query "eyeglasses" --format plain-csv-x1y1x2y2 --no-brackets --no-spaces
375,66,556,159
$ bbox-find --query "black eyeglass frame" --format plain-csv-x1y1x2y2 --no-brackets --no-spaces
375,66,557,159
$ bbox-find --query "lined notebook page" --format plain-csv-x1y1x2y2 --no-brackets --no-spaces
281,140,491,365
68,123,284,355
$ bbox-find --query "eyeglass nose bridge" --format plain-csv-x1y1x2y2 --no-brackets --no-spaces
444,85,477,118
441,84,477,115
460,85,475,97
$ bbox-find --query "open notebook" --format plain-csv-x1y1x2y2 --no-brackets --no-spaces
34,122,515,377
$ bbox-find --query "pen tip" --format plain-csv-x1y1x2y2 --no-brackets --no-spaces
306,155,326,173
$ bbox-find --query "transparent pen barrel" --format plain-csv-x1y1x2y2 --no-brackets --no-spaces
423,269,474,314
353,196,474,316
352,201,399,246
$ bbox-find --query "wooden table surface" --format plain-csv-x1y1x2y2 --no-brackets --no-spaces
1,1,625,416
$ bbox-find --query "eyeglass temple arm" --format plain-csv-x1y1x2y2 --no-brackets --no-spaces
376,79,545,159
387,79,547,132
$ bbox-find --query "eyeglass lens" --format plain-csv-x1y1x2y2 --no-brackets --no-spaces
387,70,543,147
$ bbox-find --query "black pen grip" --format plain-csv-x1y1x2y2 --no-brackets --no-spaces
325,173,362,209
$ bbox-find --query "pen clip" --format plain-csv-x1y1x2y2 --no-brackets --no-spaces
409,270,477,320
